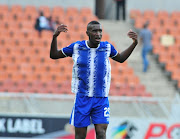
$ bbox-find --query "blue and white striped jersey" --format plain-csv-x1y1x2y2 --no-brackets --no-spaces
62,40,118,97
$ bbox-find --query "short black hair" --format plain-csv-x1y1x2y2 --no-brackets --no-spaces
87,20,100,25
87,20,100,30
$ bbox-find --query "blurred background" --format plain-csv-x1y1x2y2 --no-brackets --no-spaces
0,0,180,138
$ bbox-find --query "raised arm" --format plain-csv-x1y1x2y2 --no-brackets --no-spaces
112,29,138,63
50,24,68,59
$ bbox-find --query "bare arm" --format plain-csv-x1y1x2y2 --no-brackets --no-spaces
112,30,138,63
50,24,68,59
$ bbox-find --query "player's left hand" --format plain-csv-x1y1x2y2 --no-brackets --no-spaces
127,29,138,44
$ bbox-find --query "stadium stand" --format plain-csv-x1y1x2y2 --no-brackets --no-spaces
0,5,151,97
131,9,180,92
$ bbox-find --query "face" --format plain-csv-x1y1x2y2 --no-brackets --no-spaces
86,24,102,45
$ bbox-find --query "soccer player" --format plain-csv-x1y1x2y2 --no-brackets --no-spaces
50,21,138,139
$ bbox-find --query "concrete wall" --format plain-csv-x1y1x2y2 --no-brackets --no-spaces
105,0,180,20
1,0,180,20
0,0,95,13
127,0,180,13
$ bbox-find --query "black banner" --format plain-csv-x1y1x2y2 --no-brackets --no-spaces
0,115,69,138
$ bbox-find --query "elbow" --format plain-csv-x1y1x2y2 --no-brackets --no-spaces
120,59,125,63
50,53,53,59
119,57,127,63
50,51,59,59
50,54,57,59
50,56,54,59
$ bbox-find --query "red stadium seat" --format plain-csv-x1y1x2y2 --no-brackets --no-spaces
0,5,151,97
129,9,141,19
66,7,79,16
39,6,51,17
143,10,155,19
0,5,9,13
80,7,93,16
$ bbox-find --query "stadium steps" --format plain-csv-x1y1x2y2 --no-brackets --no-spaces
99,19,178,98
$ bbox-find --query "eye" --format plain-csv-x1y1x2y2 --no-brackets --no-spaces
92,30,102,33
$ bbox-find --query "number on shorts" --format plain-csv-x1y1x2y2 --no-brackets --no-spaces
104,107,110,117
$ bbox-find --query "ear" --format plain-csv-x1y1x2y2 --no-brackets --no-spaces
86,31,89,36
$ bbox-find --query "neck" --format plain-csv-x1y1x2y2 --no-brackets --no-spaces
87,41,99,48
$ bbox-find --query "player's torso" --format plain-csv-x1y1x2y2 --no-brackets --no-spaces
71,41,112,97
72,41,111,69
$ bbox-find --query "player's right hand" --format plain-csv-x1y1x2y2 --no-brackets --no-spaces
53,24,68,37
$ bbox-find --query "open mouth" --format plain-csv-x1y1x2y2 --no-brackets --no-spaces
95,38,101,42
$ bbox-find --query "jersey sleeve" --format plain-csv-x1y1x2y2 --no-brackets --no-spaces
61,43,74,57
110,43,118,58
